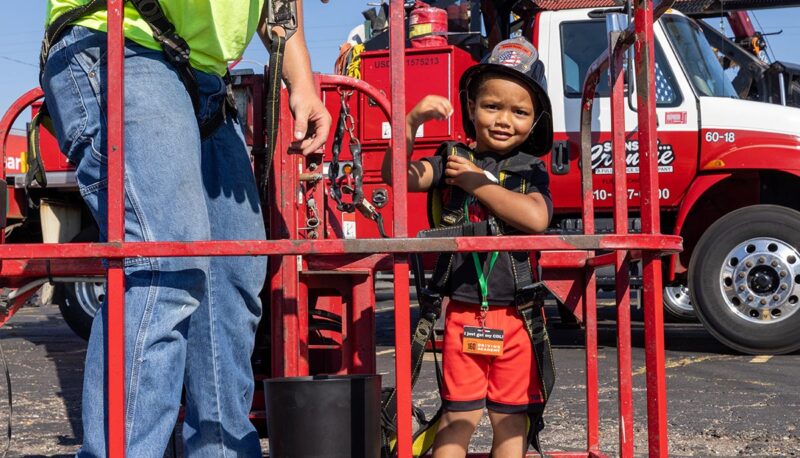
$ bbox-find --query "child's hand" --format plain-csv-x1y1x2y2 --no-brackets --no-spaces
444,155,489,192
407,95,454,128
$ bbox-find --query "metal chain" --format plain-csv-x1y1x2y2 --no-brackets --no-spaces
327,88,389,238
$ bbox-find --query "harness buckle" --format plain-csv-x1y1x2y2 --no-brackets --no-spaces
515,282,547,309
156,30,191,65
418,288,443,319
266,0,298,41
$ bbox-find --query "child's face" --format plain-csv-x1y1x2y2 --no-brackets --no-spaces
468,75,536,155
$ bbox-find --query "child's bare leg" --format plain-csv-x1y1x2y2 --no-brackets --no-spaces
432,409,483,458
487,410,527,458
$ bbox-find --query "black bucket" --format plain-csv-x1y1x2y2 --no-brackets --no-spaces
264,374,381,458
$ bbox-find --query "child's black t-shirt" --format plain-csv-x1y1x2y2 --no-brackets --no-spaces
422,148,553,306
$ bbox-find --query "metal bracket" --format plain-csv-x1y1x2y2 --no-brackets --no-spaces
266,0,298,41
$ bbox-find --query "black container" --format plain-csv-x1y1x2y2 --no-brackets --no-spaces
264,374,381,458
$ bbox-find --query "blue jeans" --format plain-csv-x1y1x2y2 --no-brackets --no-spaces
42,26,267,457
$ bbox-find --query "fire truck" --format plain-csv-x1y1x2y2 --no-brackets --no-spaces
2,0,799,359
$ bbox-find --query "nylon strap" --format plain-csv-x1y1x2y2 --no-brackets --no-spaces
261,34,286,201
465,198,499,312
472,251,499,310
39,0,106,84
39,0,233,141
128,0,199,113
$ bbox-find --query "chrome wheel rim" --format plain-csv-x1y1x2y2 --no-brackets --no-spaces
719,237,800,324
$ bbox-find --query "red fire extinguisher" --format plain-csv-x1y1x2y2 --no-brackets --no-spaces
408,1,448,48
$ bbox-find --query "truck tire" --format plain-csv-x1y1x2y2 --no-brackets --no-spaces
663,284,697,321
52,225,102,341
689,205,800,354
53,278,104,341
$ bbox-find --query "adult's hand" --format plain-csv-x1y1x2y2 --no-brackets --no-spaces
289,87,332,156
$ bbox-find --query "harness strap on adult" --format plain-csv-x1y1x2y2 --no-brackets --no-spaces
38,0,240,175
39,0,107,83
261,33,286,200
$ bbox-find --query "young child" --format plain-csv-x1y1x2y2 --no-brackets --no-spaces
381,37,554,457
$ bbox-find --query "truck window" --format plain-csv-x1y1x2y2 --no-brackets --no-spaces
561,20,680,106
661,15,738,98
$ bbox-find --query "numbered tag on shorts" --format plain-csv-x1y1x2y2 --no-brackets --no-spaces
462,326,504,356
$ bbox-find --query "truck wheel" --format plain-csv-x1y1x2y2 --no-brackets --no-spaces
689,205,800,354
52,225,102,341
53,279,104,341
663,284,697,321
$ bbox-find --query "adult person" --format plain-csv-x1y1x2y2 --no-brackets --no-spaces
40,1,331,456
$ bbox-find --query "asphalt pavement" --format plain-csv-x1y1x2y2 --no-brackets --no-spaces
0,287,797,457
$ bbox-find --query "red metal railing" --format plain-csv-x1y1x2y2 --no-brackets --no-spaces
0,0,681,456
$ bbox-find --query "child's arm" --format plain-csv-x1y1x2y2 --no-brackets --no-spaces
444,156,550,234
381,95,453,192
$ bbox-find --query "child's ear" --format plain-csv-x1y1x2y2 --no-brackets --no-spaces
467,100,475,121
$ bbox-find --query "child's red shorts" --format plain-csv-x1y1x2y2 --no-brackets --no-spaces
441,299,543,414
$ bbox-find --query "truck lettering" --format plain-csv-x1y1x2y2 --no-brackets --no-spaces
6,157,22,172
590,140,675,175
370,56,440,70
705,131,736,143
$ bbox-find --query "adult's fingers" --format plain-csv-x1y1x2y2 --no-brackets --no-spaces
300,108,332,156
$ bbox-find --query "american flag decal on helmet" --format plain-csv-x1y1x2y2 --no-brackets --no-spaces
497,50,522,66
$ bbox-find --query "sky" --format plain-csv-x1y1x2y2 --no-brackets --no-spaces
1,2,799,132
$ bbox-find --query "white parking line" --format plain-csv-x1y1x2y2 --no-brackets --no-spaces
749,355,773,363
376,349,395,356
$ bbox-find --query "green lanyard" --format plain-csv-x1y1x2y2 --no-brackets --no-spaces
465,200,499,315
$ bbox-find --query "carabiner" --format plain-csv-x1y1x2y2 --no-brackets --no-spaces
266,0,298,41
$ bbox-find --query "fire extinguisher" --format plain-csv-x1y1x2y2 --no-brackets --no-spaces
408,1,448,48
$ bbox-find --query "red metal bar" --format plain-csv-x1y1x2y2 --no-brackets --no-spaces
609,25,634,458
615,251,633,456
641,253,667,456
389,0,412,455
0,235,682,260
583,271,600,452
0,88,44,180
106,1,126,455
466,453,606,458
350,271,377,373
320,75,392,116
0,259,103,278
271,86,305,377
634,0,669,455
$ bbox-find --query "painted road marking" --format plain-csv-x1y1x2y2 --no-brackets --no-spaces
632,355,736,376
750,355,773,363
376,348,395,356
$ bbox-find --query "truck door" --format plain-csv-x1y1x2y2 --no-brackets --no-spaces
540,9,698,217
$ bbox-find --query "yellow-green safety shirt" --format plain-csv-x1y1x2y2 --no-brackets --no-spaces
46,0,265,76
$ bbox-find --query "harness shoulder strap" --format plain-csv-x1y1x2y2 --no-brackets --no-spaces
498,155,556,456
39,0,237,140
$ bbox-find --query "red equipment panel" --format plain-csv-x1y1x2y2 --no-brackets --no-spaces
358,46,476,144
310,46,478,241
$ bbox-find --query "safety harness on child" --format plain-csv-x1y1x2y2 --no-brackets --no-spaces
30,0,296,204
381,141,556,457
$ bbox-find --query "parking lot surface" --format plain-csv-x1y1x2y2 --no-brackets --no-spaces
0,292,798,457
